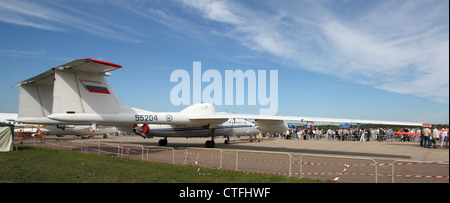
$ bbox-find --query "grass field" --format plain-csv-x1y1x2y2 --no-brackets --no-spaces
0,146,327,183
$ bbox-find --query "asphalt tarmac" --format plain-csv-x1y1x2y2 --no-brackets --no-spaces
99,135,449,162
40,135,449,183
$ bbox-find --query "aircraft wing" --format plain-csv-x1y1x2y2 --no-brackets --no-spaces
289,116,424,126
190,112,424,133
190,112,423,125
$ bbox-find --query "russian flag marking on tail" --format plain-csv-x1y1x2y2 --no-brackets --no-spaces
80,80,110,94
85,85,110,94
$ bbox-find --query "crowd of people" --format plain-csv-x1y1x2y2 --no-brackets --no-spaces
276,126,449,148
420,126,449,148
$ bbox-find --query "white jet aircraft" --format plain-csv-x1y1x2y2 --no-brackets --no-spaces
13,58,425,148
1,113,117,138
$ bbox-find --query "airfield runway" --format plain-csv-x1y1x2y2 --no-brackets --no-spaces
32,136,449,183
94,135,449,161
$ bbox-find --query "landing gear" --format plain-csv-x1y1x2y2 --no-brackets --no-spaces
158,137,168,146
204,128,216,148
205,140,215,148
224,136,231,144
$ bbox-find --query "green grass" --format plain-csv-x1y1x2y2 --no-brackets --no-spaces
1,146,327,183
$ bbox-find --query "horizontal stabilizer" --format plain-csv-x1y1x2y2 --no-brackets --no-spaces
55,58,122,74
12,58,121,87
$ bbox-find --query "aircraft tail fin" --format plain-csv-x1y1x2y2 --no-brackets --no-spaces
14,69,54,118
14,58,133,117
51,58,133,114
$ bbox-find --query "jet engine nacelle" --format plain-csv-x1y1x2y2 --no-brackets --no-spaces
255,120,288,133
56,125,66,130
133,124,153,138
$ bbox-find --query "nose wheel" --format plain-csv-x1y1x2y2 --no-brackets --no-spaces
224,136,230,144
158,137,168,146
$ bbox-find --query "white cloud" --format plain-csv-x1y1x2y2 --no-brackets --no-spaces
318,1,449,104
182,0,241,24
1,0,447,104
0,0,66,31
180,0,297,59
0,0,141,42
179,0,449,104
0,49,45,57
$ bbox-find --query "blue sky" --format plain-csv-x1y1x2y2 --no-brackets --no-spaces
0,0,448,124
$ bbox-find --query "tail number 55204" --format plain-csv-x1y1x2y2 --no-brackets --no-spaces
135,115,158,122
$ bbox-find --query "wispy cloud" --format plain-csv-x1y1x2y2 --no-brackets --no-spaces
0,0,142,42
1,0,447,104
0,0,66,31
178,0,449,104
0,49,45,57
318,0,449,104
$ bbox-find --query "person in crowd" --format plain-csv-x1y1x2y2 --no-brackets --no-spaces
432,126,440,148
441,127,448,147
353,128,359,141
416,128,422,145
446,128,449,147
368,128,374,142
387,128,393,141
402,127,410,142
359,128,366,142
422,126,431,148
344,128,349,141
378,128,385,142
409,128,417,142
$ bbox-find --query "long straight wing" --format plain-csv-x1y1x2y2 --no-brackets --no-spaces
190,112,424,126
190,112,424,133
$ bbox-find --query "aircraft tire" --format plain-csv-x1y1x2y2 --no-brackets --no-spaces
159,139,168,146
205,140,215,148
